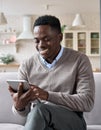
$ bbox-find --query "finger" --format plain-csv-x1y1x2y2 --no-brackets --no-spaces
18,82,24,97
8,86,15,97
33,88,39,96
8,86,14,92
24,87,33,97
30,85,40,97
25,88,37,101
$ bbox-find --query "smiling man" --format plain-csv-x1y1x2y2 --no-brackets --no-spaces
9,15,95,130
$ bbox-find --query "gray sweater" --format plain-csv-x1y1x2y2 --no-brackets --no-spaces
14,48,95,116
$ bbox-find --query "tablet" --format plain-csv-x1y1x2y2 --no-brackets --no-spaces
7,79,30,92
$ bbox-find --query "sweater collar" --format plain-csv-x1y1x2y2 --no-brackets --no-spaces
39,46,64,68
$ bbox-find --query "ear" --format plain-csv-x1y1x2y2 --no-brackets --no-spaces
58,33,63,42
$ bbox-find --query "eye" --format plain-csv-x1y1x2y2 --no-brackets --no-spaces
33,38,39,44
44,37,51,42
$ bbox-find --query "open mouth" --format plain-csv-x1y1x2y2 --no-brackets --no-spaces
39,48,48,55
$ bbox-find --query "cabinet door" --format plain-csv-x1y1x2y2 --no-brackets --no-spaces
62,32,73,49
77,32,86,54
90,32,99,55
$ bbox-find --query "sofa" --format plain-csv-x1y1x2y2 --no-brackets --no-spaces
0,72,101,130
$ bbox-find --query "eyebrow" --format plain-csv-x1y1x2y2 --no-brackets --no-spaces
34,35,50,39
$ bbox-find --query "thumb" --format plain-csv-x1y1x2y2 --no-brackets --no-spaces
18,82,24,97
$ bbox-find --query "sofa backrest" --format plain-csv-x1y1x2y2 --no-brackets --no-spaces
0,72,26,125
84,72,101,125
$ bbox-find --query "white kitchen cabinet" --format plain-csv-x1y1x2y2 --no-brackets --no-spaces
62,30,100,56
89,31,99,56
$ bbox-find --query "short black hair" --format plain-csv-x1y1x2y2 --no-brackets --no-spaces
33,15,61,33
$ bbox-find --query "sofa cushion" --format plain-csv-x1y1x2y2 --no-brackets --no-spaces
87,125,101,130
0,123,24,130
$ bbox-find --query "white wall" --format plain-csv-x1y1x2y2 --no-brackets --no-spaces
59,13,100,30
0,13,100,70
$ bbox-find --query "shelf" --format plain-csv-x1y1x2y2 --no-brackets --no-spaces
65,33,73,39
78,47,86,48
91,38,99,40
91,33,99,38
0,30,19,53
0,32,16,42
0,63,20,72
65,39,73,41
0,43,15,46
0,63,19,67
91,47,99,48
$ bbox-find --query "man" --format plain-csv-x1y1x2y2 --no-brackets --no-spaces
9,15,95,130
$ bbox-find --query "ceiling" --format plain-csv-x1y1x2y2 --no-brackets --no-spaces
1,0,100,16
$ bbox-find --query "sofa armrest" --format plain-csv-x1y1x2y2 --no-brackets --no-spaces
0,72,26,125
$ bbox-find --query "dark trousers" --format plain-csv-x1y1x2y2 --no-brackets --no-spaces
24,102,86,130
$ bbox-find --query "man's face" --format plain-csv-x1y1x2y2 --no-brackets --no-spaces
33,25,62,63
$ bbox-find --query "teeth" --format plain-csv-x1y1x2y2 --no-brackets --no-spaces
40,49,48,54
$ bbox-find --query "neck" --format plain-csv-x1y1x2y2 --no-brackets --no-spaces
46,46,61,63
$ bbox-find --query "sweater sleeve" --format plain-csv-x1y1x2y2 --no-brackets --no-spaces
48,54,95,112
12,103,31,117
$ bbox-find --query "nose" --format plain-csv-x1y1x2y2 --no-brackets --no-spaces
38,40,45,47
